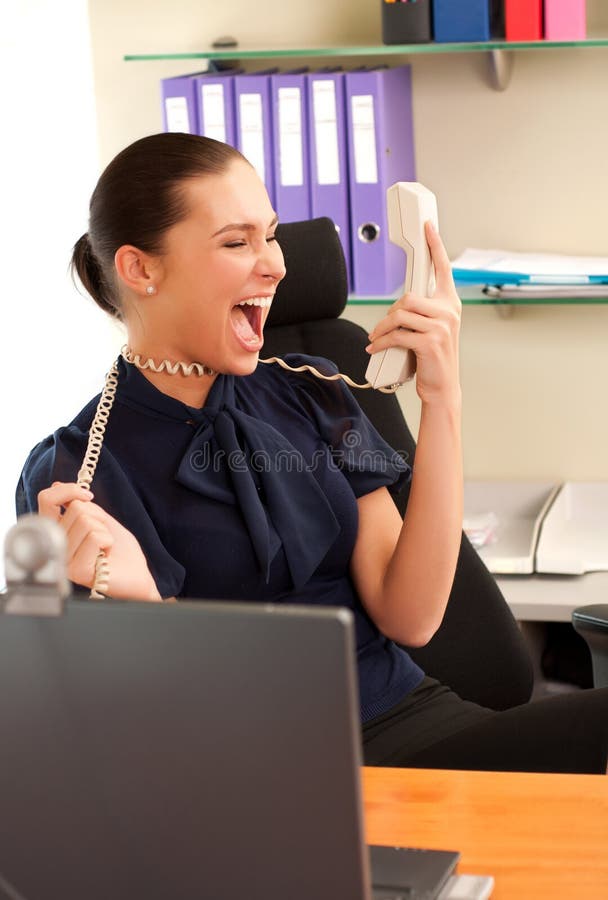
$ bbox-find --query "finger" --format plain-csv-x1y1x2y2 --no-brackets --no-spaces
425,221,455,294
396,294,458,320
60,498,110,534
377,288,454,333
68,530,114,589
366,320,431,356
366,326,425,356
64,512,114,563
368,301,414,339
384,291,418,317
400,298,461,339
368,306,435,343
37,482,94,521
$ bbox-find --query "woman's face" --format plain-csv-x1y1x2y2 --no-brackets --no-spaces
133,158,286,377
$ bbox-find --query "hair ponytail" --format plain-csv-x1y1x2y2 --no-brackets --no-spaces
72,133,246,321
71,232,121,319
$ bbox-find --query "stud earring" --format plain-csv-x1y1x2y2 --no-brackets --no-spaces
145,285,156,295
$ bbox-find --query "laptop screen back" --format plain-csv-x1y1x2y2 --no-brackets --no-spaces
0,599,372,900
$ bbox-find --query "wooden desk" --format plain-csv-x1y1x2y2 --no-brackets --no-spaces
362,767,608,899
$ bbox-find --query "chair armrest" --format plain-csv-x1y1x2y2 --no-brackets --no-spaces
572,604,608,689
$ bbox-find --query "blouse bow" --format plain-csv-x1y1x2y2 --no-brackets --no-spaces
174,375,341,589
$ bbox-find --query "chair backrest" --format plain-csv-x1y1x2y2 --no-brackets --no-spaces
267,218,533,710
572,604,608,688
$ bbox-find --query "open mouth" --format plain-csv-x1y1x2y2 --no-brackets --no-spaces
230,296,273,351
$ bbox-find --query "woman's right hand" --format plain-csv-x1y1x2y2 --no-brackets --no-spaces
37,482,162,602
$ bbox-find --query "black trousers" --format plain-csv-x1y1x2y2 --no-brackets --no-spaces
362,677,608,774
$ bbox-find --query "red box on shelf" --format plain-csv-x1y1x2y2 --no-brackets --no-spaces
505,0,543,41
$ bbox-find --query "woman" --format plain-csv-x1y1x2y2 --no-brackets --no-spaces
17,133,608,774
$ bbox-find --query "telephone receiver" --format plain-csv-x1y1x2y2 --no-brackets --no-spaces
365,182,439,390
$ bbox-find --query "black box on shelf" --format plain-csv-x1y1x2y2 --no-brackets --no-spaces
381,0,433,45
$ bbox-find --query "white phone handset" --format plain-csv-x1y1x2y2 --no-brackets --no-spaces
365,182,439,390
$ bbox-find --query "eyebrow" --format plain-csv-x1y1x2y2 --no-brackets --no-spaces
212,215,279,238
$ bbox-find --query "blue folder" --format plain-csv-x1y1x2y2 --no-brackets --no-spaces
453,269,608,286
433,0,503,43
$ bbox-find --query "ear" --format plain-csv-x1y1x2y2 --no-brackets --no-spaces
114,245,163,297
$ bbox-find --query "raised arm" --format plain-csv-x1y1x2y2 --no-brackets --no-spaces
349,222,463,646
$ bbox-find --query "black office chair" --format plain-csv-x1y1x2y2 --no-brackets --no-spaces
268,217,534,711
572,605,608,688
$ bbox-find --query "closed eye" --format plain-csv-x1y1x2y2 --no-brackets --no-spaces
224,235,277,248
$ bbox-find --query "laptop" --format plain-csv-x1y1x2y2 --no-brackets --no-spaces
0,599,491,899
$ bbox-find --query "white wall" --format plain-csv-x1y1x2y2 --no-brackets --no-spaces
0,0,123,586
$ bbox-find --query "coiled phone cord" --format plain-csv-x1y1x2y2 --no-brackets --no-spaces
122,347,398,393
123,346,399,394
77,349,399,598
259,356,399,394
75,359,120,599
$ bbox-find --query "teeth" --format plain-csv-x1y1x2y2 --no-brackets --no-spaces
237,297,273,308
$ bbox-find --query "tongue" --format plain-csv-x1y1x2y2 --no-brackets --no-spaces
231,305,257,342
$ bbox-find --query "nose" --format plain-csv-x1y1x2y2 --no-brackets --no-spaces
257,239,286,285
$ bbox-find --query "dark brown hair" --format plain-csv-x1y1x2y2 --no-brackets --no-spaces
71,132,246,319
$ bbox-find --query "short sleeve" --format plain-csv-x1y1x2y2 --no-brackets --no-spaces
16,426,186,600
281,353,412,499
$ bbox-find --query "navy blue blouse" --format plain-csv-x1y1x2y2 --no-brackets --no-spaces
16,354,424,722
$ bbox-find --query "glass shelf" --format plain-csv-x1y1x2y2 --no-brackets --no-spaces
347,286,608,307
124,37,608,62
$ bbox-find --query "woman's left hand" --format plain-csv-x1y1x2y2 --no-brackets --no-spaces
365,221,462,406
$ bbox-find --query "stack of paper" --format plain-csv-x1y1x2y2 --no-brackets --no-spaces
451,248,608,299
